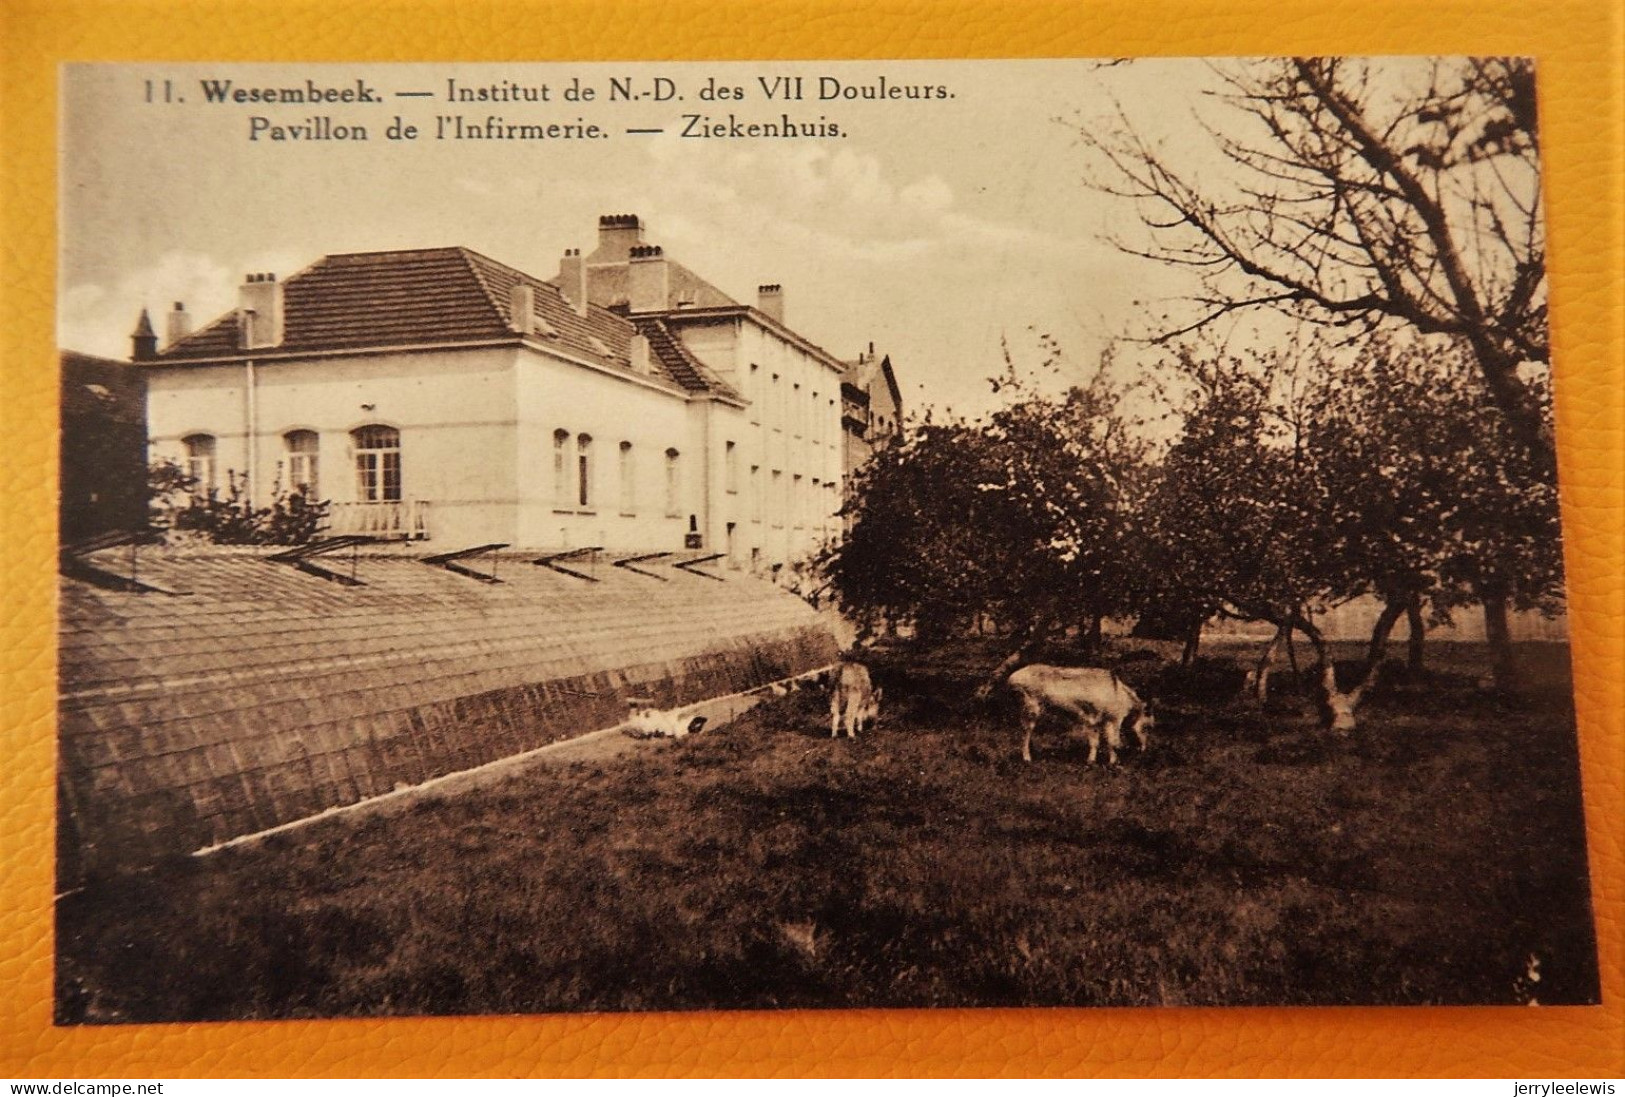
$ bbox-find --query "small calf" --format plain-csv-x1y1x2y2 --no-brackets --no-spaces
830,660,882,739
1007,664,1154,765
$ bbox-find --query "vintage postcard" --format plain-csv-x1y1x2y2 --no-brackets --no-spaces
50,57,1602,1028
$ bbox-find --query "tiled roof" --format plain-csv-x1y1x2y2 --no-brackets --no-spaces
154,247,737,399
58,547,838,878
635,318,742,403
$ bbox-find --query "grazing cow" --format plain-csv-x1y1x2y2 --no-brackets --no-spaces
624,700,708,739
1006,665,1154,765
829,660,882,739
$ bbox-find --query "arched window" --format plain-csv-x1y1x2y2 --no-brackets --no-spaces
182,434,216,494
576,433,593,508
352,425,401,502
619,441,636,515
284,430,319,495
665,448,681,517
553,429,571,508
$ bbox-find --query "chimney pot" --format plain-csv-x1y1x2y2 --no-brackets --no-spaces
238,270,285,349
628,244,669,312
166,301,193,347
558,249,589,316
593,212,645,262
757,283,785,325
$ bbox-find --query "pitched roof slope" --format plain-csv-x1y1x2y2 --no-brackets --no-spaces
154,247,741,400
635,318,742,402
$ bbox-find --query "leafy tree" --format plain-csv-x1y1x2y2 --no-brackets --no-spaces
148,460,330,546
1083,57,1550,458
1304,338,1563,692
1148,349,1361,706
1153,335,1562,723
825,363,1151,684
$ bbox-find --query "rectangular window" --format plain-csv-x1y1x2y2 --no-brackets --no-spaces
284,430,319,496
770,469,782,528
619,442,636,515
576,434,593,509
183,434,217,495
553,430,571,508
750,465,761,523
665,449,682,517
725,440,738,494
353,426,401,502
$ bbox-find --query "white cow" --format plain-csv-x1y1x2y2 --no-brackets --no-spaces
1006,664,1154,765
829,660,882,739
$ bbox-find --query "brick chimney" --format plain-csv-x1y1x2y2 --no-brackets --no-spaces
757,284,784,325
165,301,192,348
130,308,157,361
510,282,536,334
628,244,669,313
237,272,284,350
557,248,589,315
593,213,644,262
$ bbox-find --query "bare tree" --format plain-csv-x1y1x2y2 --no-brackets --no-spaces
1083,57,1549,456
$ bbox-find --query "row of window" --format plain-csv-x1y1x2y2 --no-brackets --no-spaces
745,362,838,444
178,426,835,525
552,430,682,517
182,425,400,502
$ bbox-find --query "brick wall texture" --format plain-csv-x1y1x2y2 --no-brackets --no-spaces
57,546,838,883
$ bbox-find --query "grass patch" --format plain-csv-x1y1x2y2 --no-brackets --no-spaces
56,641,1598,1021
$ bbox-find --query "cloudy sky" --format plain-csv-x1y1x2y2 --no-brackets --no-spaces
62,59,1226,419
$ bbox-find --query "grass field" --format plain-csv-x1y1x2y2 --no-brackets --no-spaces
56,640,1599,1022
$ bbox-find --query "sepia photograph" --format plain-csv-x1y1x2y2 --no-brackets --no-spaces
54,57,1598,1024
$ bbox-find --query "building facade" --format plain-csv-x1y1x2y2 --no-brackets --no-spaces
840,343,904,483
138,215,891,567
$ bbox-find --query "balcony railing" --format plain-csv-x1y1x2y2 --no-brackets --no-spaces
326,500,431,540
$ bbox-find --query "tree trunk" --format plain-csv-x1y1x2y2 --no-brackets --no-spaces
1180,618,1203,667
1405,596,1426,672
1482,591,1519,693
1084,613,1104,657
1250,625,1286,703
1291,612,1367,734
1363,597,1409,672
975,616,1053,702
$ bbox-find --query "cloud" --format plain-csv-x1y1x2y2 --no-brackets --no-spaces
60,248,305,359
637,138,1049,268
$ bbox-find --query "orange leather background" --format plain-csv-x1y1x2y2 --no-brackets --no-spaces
2,0,1620,1078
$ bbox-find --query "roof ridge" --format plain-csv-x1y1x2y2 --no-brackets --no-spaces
454,248,513,327
322,245,469,261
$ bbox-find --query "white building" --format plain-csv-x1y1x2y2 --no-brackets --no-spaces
138,215,859,567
